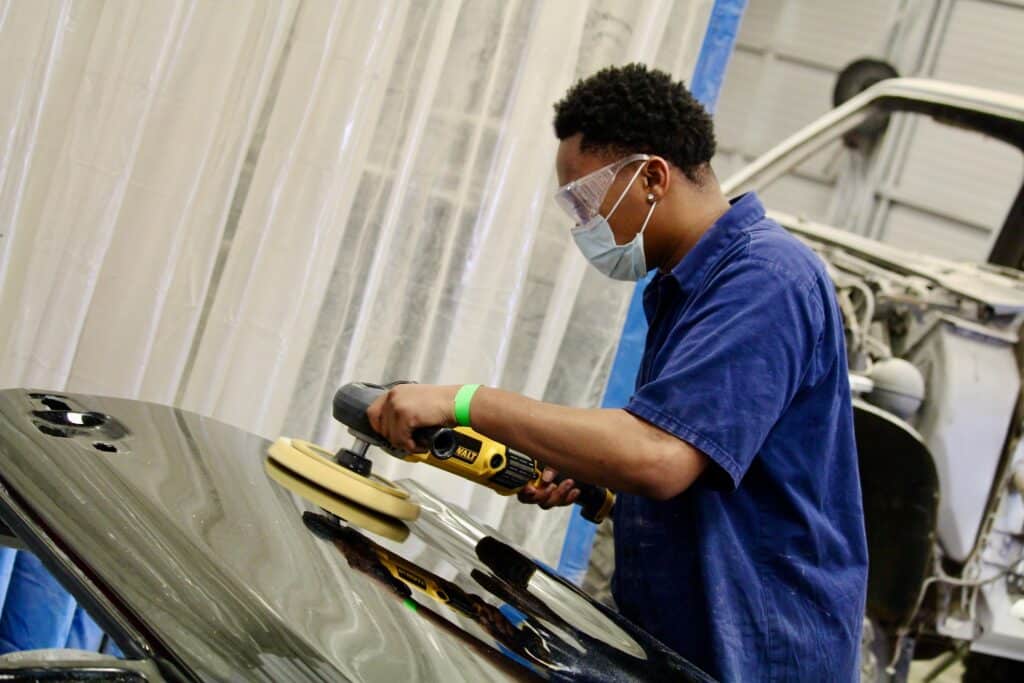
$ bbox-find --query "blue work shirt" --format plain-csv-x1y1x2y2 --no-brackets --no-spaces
612,193,868,682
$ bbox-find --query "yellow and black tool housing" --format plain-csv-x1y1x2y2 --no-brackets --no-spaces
400,427,540,495
405,427,614,524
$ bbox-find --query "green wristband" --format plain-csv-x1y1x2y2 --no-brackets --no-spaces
454,384,481,427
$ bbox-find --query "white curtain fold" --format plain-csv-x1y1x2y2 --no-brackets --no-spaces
1,0,712,564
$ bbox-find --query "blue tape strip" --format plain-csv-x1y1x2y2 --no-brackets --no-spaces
690,0,749,116
557,0,748,586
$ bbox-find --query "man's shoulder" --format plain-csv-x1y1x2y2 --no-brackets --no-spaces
696,217,829,330
734,218,828,291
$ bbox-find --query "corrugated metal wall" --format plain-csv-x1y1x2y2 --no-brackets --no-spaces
712,0,1024,262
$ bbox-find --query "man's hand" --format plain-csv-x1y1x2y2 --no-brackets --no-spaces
517,467,580,510
366,384,459,452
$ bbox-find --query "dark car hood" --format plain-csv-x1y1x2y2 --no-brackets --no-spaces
0,390,713,682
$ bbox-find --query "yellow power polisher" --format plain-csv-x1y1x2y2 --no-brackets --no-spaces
267,381,615,524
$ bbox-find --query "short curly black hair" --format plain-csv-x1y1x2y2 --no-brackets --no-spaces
553,63,716,183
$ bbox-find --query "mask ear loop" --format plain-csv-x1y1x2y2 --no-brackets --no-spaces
604,161,648,221
637,198,658,235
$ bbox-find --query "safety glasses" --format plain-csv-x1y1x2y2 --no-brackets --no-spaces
554,153,650,225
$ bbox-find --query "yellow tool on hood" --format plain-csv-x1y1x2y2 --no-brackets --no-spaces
266,381,614,523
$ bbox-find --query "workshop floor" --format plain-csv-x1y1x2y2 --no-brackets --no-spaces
909,657,964,682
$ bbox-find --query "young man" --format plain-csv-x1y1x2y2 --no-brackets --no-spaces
367,64,868,682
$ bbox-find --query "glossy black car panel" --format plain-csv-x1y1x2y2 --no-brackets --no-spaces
0,390,714,682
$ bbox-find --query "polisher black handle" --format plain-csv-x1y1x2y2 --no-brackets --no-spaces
549,473,615,524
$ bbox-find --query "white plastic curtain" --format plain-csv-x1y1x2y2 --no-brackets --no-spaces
0,0,712,565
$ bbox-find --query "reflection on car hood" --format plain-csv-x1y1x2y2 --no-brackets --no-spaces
0,390,714,682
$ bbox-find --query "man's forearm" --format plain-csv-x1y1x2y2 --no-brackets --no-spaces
469,386,706,498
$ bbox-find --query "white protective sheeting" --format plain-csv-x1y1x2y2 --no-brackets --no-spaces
0,0,712,565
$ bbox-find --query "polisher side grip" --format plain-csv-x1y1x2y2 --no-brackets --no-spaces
333,382,614,524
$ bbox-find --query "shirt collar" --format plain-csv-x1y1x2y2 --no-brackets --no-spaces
663,192,766,293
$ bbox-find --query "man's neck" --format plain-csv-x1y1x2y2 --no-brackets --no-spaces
658,192,732,273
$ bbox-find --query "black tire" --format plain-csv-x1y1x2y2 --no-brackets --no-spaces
963,651,1024,683
833,58,899,108
833,58,900,149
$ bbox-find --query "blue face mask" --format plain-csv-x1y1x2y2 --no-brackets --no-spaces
570,164,658,282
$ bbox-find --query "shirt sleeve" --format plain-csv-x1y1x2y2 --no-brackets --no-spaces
625,256,825,491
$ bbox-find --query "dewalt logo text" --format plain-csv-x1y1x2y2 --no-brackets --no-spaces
454,445,478,464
